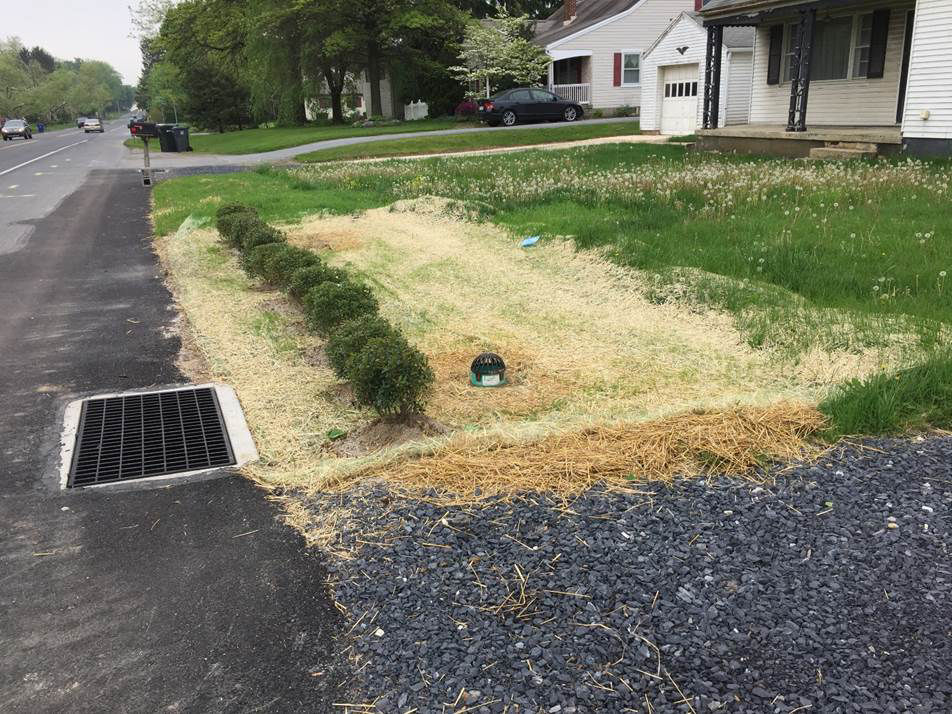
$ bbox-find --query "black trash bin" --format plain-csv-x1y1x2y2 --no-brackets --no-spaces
156,123,177,152
171,126,191,152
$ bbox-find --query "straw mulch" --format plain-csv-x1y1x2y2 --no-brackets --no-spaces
377,402,826,499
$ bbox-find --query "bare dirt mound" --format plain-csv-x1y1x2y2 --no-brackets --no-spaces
329,414,449,458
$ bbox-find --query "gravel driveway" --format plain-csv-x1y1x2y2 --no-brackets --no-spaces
311,437,951,713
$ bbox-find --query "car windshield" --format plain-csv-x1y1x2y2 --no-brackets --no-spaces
6,120,25,128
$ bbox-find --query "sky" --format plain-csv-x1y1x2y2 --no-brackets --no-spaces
4,0,142,84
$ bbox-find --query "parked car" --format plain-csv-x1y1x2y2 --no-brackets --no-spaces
84,118,104,133
477,88,583,127
77,117,88,128
1,119,32,140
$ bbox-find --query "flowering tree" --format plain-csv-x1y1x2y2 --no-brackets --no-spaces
449,12,551,97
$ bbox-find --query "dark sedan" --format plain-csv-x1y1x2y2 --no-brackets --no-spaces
477,88,583,127
1,119,32,140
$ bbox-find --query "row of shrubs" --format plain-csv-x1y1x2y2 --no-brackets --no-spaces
215,203,434,417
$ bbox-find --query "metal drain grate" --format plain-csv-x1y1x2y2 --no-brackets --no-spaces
68,387,235,487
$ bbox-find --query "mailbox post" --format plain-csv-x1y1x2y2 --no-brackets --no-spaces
129,121,160,186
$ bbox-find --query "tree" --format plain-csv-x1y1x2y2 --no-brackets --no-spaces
449,11,550,96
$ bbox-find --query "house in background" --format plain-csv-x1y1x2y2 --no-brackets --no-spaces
641,11,753,133
305,71,428,121
696,0,952,158
534,0,695,113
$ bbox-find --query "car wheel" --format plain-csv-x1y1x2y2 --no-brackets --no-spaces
563,106,579,122
502,110,517,127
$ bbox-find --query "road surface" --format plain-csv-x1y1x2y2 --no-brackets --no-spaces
0,120,347,711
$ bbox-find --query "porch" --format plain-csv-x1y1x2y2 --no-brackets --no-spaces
697,124,902,157
699,1,915,143
548,52,592,105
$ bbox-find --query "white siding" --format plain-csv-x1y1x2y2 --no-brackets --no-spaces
748,5,912,126
641,14,751,131
550,0,693,109
725,51,752,124
901,0,952,139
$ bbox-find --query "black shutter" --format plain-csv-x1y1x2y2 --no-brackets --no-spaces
867,9,891,79
767,25,784,85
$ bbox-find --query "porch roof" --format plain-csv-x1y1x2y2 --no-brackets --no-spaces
700,0,875,26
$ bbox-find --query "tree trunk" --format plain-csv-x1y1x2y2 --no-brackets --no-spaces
366,42,383,118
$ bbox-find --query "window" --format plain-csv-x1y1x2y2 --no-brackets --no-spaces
509,89,532,102
783,13,878,82
530,89,559,102
622,53,640,85
853,13,873,78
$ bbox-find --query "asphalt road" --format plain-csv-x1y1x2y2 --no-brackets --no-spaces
0,121,347,711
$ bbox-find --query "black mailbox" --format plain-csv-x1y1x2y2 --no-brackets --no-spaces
130,121,159,138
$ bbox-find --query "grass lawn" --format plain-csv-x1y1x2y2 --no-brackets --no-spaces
154,145,952,472
126,118,466,154
295,121,642,162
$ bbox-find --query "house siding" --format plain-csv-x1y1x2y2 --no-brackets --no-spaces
641,14,750,131
748,5,912,126
550,0,694,109
901,0,952,140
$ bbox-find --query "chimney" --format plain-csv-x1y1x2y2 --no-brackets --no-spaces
564,0,577,24
694,0,703,10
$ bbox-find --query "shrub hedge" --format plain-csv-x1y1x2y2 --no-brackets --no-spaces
288,263,350,301
326,315,399,379
303,280,379,336
350,335,434,415
221,203,434,416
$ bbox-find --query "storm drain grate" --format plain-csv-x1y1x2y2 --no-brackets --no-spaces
68,387,235,487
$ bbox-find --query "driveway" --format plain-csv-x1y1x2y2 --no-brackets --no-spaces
0,122,347,711
118,116,644,169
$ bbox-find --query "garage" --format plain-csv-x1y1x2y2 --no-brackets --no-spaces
660,64,700,135
640,12,753,134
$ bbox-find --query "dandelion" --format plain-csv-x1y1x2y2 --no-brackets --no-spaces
941,271,947,278
873,285,880,291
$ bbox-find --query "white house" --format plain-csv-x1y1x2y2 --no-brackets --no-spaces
696,0,952,158
641,11,753,133
534,0,696,112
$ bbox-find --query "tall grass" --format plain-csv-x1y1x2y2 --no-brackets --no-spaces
820,352,952,436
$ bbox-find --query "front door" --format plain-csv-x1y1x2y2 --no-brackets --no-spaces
660,64,700,135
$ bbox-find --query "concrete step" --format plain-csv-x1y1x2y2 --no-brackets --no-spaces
828,141,879,152
809,146,878,160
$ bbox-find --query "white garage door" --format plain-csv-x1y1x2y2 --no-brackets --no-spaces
660,64,700,135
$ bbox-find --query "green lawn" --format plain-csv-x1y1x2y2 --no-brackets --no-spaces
126,118,467,154
154,145,952,435
295,120,642,162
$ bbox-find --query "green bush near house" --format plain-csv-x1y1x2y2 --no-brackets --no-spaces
288,263,350,301
350,335,434,416
820,352,952,437
326,315,400,380
219,211,261,249
302,280,379,335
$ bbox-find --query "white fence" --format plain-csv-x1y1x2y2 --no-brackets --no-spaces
404,100,428,121
550,83,591,105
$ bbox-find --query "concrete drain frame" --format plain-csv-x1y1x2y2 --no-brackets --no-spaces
59,383,258,490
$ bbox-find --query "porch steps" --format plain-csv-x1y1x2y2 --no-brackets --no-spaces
809,141,879,160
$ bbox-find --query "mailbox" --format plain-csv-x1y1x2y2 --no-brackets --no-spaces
130,121,159,138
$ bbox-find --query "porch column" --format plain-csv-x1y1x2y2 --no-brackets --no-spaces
787,7,816,132
548,61,555,91
702,25,724,129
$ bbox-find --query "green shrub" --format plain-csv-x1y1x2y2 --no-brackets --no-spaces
820,352,952,437
251,244,320,287
288,263,350,301
302,280,379,335
215,203,257,244
219,212,261,249
350,335,434,415
244,242,289,279
241,220,285,254
326,315,399,379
